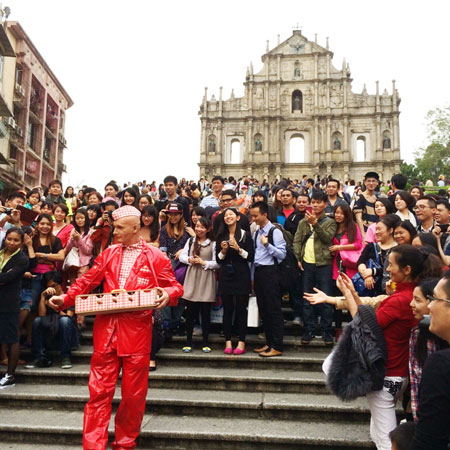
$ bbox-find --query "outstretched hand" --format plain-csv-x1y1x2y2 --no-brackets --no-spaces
304,288,328,305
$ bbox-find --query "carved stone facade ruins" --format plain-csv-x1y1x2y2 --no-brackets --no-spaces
198,30,402,182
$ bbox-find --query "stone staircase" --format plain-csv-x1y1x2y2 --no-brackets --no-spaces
0,307,376,449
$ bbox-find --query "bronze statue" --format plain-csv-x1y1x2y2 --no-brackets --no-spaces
209,139,216,153
383,137,391,149
255,138,262,151
333,137,341,150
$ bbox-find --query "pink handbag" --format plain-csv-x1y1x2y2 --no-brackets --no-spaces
339,249,361,269
75,289,157,316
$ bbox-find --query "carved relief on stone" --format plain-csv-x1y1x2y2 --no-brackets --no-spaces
330,84,343,107
269,88,277,108
318,84,326,108
281,88,289,111
253,87,264,109
270,60,277,75
318,58,326,75
304,86,314,113
289,38,306,54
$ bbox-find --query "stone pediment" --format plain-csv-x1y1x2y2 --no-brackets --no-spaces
263,31,329,60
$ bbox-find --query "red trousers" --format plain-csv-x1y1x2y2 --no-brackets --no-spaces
82,349,150,450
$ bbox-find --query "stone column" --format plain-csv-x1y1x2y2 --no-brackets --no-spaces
326,118,331,160
265,119,270,159
217,120,223,164
200,119,207,163
314,118,319,164
393,114,400,159
276,118,281,162
375,116,382,160
246,119,253,163
343,116,349,161
276,81,281,116
326,81,330,109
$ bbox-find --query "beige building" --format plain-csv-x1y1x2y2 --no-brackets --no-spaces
199,29,401,182
0,17,73,193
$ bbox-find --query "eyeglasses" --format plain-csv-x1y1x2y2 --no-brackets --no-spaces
426,294,450,305
220,198,233,203
413,205,429,211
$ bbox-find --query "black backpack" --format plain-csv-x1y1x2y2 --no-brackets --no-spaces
267,225,300,292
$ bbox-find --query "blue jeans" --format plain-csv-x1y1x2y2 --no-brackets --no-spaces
163,299,185,328
301,262,334,336
31,315,79,359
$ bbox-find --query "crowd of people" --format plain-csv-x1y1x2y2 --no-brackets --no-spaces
0,172,449,449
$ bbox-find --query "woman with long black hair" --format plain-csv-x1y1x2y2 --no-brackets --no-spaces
139,205,160,247
0,227,29,388
179,217,219,352
215,207,254,354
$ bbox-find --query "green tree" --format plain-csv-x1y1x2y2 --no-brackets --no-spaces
425,105,450,146
409,105,450,183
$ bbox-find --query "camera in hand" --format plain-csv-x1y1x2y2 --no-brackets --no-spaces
4,207,12,215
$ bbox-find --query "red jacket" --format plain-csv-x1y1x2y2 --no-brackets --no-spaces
376,282,418,377
62,242,183,356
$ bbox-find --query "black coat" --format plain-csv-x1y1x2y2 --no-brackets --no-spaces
326,304,387,401
216,230,254,296
0,250,29,313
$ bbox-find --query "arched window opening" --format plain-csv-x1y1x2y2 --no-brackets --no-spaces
289,135,305,163
292,90,303,113
356,137,366,162
231,139,241,164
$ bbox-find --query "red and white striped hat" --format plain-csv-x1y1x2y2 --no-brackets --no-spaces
112,205,141,221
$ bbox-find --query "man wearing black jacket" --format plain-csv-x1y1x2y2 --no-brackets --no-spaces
412,275,450,450
155,175,191,225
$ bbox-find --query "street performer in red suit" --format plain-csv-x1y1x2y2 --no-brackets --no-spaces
49,205,183,450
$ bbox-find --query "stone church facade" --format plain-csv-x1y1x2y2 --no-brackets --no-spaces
198,30,401,182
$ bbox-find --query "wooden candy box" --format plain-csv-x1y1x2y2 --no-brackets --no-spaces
75,289,157,316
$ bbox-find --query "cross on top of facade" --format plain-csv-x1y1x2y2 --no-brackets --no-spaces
292,22,303,31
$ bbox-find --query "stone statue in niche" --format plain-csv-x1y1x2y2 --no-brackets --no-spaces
293,95,301,111
383,136,391,149
209,139,216,153
294,60,301,78
255,138,262,152
333,137,341,150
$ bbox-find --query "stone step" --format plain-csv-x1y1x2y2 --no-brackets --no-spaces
0,408,375,449
14,364,329,394
0,384,372,423
21,346,330,371
79,330,333,353
3,444,81,450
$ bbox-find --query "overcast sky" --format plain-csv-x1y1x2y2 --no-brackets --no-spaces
6,0,450,189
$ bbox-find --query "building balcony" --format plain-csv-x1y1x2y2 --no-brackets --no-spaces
45,125,56,140
28,108,41,124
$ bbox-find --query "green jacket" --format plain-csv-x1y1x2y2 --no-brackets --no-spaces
293,213,337,267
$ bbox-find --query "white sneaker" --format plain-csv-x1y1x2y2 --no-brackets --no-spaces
292,317,302,326
0,374,15,389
